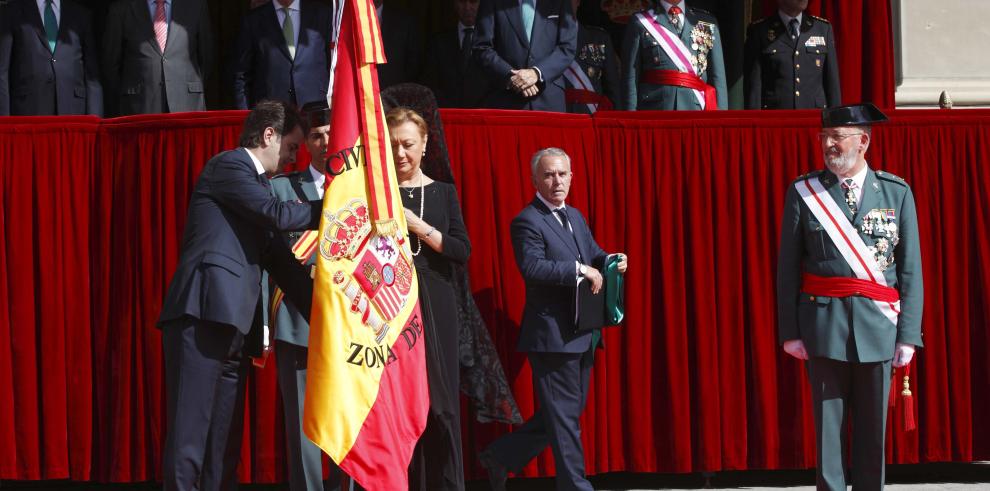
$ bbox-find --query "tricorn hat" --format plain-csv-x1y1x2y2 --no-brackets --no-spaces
822,103,888,128
300,99,331,128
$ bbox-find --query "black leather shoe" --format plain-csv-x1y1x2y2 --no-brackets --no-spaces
479,450,508,491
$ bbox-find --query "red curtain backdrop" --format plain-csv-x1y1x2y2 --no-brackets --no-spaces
761,0,895,108
2,108,989,482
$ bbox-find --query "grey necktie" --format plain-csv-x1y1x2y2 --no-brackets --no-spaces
282,7,296,60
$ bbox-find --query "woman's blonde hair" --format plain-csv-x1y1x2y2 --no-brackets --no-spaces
385,106,429,137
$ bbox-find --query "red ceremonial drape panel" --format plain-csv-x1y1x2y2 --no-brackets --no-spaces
3,109,990,482
761,0,895,108
0,116,99,480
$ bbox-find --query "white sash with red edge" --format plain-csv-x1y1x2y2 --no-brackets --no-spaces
563,61,599,113
796,176,900,326
634,10,707,109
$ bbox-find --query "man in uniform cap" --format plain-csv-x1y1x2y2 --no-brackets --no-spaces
619,0,727,111
266,99,344,491
744,0,840,110
563,0,619,114
777,103,923,490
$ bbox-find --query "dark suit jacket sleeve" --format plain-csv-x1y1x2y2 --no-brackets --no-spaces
743,23,761,110
440,184,471,264
262,235,314,321
474,0,514,83
532,1,577,85
603,32,621,107
196,0,215,104
618,21,640,111
0,8,11,115
511,213,578,287
209,156,321,231
101,1,124,116
709,22,727,110
80,7,104,116
229,14,254,109
894,185,923,346
776,183,803,343
823,23,841,107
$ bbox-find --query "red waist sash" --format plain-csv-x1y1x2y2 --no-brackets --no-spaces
641,69,717,111
564,89,614,110
801,272,900,303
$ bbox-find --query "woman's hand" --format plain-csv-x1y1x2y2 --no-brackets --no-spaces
404,208,429,236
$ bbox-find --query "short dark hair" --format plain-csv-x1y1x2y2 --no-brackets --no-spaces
238,100,303,148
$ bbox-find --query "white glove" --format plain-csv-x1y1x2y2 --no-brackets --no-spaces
893,343,915,368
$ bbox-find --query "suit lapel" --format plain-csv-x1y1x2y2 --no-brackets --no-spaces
854,170,880,226
503,0,530,49
23,0,49,51
295,0,314,62
131,0,162,55
261,3,293,61
533,198,581,259
297,169,322,201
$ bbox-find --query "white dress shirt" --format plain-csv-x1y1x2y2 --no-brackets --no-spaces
36,0,60,25
309,164,326,199
245,148,267,175
274,0,301,49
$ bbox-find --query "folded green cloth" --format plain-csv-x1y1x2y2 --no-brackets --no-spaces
604,254,625,325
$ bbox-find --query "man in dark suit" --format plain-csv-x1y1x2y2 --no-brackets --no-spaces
744,0,840,109
421,0,488,108
375,0,423,89
102,0,214,115
157,100,322,491
480,148,627,491
266,100,344,491
229,0,332,109
473,0,578,111
0,0,103,116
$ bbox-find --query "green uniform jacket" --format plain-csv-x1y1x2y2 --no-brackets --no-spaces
619,6,727,110
777,168,924,363
266,169,322,347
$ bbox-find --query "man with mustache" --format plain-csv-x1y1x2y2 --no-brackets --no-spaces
776,103,923,491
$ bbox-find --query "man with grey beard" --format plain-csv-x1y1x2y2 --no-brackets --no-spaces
776,103,923,491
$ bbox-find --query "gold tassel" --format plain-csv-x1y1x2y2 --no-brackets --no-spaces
375,219,398,237
901,374,912,397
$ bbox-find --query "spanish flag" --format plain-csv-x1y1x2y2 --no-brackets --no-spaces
303,1,429,489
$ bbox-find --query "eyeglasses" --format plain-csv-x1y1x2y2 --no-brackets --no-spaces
817,132,864,144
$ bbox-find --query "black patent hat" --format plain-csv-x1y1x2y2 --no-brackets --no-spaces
301,99,331,128
821,103,889,128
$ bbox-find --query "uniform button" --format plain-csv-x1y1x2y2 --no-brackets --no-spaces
763,104,768,109
796,64,801,69
795,90,800,96
809,296,816,301
794,50,799,56
796,77,801,83
51,58,56,62
772,49,777,54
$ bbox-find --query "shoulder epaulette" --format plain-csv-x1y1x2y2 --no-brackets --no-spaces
690,7,713,16
796,169,824,181
584,25,609,35
875,170,908,186
750,16,770,25
810,14,830,23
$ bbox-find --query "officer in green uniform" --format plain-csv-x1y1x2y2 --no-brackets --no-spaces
565,0,620,114
744,0,841,110
777,103,923,491
267,99,343,491
619,0,727,110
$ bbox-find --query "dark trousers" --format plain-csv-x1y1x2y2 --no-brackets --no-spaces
486,350,594,491
806,357,892,491
276,341,343,491
162,317,249,491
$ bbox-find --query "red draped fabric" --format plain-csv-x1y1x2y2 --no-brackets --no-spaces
760,0,895,108
1,108,989,482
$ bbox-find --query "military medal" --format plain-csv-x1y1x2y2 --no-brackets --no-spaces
768,29,776,41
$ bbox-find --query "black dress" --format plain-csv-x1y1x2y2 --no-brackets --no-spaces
402,181,471,491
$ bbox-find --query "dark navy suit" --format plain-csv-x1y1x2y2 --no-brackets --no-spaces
473,0,577,111
229,0,332,109
486,196,607,491
0,0,103,115
157,148,321,491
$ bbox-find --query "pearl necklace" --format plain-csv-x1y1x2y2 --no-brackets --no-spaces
401,172,426,256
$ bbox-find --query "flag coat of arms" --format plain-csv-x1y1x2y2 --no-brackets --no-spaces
303,1,429,489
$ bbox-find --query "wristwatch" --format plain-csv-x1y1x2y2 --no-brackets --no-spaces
579,264,588,277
